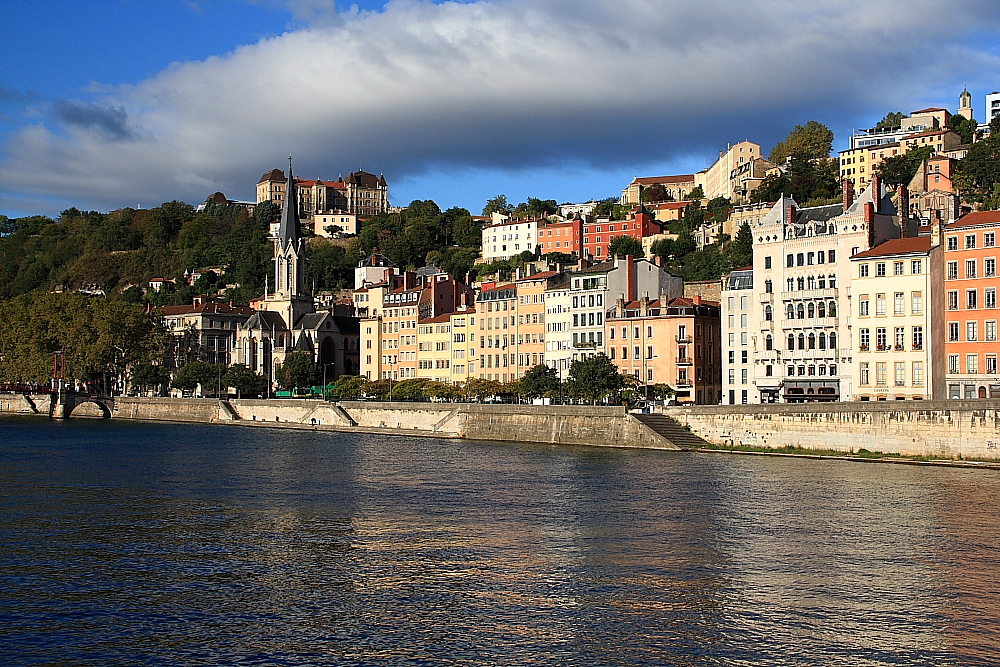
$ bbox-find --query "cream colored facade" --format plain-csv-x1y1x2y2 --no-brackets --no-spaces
417,316,455,382
482,218,539,262
314,212,357,237
696,140,764,202
850,236,945,400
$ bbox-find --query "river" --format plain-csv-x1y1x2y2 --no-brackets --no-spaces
1,416,999,665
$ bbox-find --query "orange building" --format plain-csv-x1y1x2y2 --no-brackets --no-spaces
513,270,556,372
583,206,661,261
942,211,1000,399
537,218,583,257
605,295,722,404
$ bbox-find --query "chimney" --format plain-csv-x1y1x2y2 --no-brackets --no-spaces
931,210,942,248
626,255,636,301
843,179,855,212
897,185,910,239
693,295,702,306
865,202,876,248
870,173,881,213
786,202,796,227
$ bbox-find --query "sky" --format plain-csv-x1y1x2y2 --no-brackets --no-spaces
2,0,1000,218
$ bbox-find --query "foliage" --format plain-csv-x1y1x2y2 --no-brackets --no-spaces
566,354,626,403
874,111,907,131
607,235,644,259
130,363,170,395
641,184,672,203
223,363,267,397
592,198,629,220
466,377,503,400
751,155,839,204
687,186,704,201
253,200,280,229
388,378,428,401
482,194,514,216
875,146,934,188
513,197,559,218
705,197,732,223
329,374,367,398
359,201,479,271
768,121,835,163
729,222,753,269
947,113,977,145
306,237,363,292
275,350,318,390
542,251,575,264
517,364,561,398
955,133,1000,205
172,361,225,393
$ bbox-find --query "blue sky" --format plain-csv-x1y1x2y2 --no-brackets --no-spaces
2,0,999,218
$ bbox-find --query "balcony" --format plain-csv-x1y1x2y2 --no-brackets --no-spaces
781,288,839,301
759,292,773,304
675,335,693,343
676,379,692,388
780,317,839,329
573,340,597,349
676,356,693,365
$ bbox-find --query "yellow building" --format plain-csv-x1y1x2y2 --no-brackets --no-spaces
513,271,554,374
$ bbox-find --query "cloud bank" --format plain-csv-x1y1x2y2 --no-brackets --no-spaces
2,0,999,213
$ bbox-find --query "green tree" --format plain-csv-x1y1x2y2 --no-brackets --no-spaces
171,361,223,394
518,364,560,398
687,185,705,200
483,194,514,216
223,363,266,398
130,363,170,395
592,198,629,220
567,354,626,403
607,235,644,258
329,374,367,399
955,133,1000,205
727,221,753,270
641,183,672,202
874,111,907,131
947,113,978,145
769,121,835,163
253,200,280,229
513,197,558,218
275,350,318,390
466,377,503,401
875,146,934,187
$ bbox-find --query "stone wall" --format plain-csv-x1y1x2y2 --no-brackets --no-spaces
115,397,227,423
229,399,353,426
663,400,1000,459
339,401,459,431
0,394,51,415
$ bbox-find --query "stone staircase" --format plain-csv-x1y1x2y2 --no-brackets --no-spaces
633,413,712,449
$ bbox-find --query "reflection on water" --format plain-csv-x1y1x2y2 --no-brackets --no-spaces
1,417,998,665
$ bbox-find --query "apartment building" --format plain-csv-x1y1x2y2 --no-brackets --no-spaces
722,177,904,404
482,217,539,262
543,274,574,376
513,271,554,371
160,298,254,368
582,207,660,261
942,211,1000,399
537,218,583,257
606,295,721,404
850,234,944,400
696,140,766,202
476,282,518,382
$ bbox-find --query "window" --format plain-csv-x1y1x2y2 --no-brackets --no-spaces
797,253,804,266
876,327,887,350
966,260,977,279
894,262,904,276
948,291,959,310
818,251,826,264
765,256,772,269
828,250,836,262
876,294,886,316
807,252,815,265
876,362,887,386
829,275,837,288
895,362,906,387
967,289,978,310
788,334,795,350
911,291,923,315
828,301,837,317
895,327,905,350
912,362,924,387
894,292,905,315
860,263,869,277
949,322,960,342
860,328,870,350
860,362,870,385
988,355,998,374
876,262,886,276
860,296,870,316
765,305,773,321
911,260,922,274
988,259,997,278
967,354,979,374
988,288,997,309
987,232,996,248
787,254,794,267
988,321,997,342
947,261,958,280
949,354,960,374
947,236,958,251
741,369,748,385
968,321,978,341
966,234,977,249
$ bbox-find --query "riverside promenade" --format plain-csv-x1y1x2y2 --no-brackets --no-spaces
5,392,1000,461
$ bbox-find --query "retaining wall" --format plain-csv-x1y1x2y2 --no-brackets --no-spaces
114,397,227,423
229,399,353,426
0,394,50,414
663,400,1000,459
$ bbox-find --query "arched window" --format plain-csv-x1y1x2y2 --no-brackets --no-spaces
829,274,837,288
765,305,773,321
819,332,827,349
797,277,805,290
797,304,805,319
808,276,816,289
788,334,795,350
829,301,837,317
787,278,795,291
765,279,773,293
829,332,837,350
808,303,815,318
787,304,795,319
798,333,805,350
818,275,826,288
765,335,773,350
818,302,826,318
808,333,816,349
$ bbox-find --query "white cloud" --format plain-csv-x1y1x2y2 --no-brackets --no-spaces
2,0,999,213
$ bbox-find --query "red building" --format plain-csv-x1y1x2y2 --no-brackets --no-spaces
583,206,662,261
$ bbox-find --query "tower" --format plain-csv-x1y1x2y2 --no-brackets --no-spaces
959,88,974,121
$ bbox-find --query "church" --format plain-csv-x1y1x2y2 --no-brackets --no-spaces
235,161,360,389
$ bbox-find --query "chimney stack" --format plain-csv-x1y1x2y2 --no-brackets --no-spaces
897,185,910,238
931,210,942,248
693,295,702,306
786,203,796,227
870,173,881,213
843,179,855,212
626,255,636,302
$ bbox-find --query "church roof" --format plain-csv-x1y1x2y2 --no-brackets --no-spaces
277,159,301,246
244,311,288,331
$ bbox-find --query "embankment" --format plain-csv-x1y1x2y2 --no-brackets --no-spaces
663,401,1000,460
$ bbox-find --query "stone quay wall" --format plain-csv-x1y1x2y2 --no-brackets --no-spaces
662,401,1000,460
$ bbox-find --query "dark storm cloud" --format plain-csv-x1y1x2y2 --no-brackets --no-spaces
53,100,136,141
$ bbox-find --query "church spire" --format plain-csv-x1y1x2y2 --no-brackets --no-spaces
277,155,300,246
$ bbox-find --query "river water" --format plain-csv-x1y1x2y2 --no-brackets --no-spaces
1,417,999,666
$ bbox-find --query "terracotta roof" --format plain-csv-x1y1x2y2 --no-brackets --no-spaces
905,129,950,139
945,211,1000,229
653,202,691,210
258,168,284,183
632,175,696,185
480,283,516,293
911,107,947,114
851,236,932,258
515,270,558,282
159,302,254,316
421,313,454,323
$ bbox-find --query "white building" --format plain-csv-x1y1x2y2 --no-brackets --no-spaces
482,217,539,262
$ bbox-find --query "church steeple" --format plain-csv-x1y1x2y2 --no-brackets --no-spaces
274,155,307,300
277,155,301,245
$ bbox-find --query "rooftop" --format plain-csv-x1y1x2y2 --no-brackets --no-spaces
851,236,932,259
